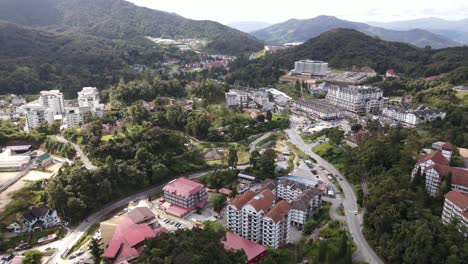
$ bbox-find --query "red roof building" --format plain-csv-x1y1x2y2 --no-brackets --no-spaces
386,69,396,77
103,218,167,263
223,232,267,264
442,190,468,235
162,178,208,213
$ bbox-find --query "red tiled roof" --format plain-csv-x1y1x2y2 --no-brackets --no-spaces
163,178,205,198
265,200,290,223
223,232,267,263
433,142,455,151
230,190,256,210
128,207,155,224
103,239,122,259
218,188,232,196
445,190,468,209
417,150,449,166
450,167,468,187
166,205,190,217
247,189,275,212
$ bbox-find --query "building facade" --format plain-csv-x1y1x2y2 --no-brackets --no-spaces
225,90,248,108
163,178,208,210
295,100,345,120
442,190,468,236
291,60,328,76
64,106,93,128
326,85,387,114
39,90,64,115
382,104,446,126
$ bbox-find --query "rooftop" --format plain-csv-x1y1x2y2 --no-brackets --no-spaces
128,207,155,224
445,190,468,210
247,189,275,212
229,190,256,210
265,200,290,223
417,150,450,166
222,232,267,263
163,178,205,198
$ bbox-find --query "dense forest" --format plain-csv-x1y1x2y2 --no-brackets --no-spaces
0,21,200,97
228,29,468,87
0,0,263,55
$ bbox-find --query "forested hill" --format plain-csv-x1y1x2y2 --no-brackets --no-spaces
251,15,459,49
0,0,263,55
228,29,468,87
0,21,195,96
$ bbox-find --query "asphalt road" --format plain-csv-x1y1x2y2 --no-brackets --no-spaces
285,115,383,264
55,135,97,170
248,131,273,152
45,168,226,263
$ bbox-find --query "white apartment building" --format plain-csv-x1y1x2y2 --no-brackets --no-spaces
78,87,105,116
382,104,446,126
412,142,468,197
39,90,64,115
64,106,93,128
227,189,292,248
326,85,387,114
262,200,290,248
291,60,328,76
225,90,248,108
442,190,468,236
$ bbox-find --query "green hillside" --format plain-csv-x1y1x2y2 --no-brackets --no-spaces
0,0,263,55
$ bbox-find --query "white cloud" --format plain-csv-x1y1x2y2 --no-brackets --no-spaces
127,0,468,24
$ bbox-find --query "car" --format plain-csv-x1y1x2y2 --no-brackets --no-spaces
68,255,76,260
316,175,319,178
353,210,358,215
76,250,84,256
339,178,343,181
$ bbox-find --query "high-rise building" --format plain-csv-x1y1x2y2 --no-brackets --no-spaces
78,87,105,116
326,85,387,114
442,190,468,236
39,90,64,115
291,60,328,76
64,107,93,128
225,90,248,108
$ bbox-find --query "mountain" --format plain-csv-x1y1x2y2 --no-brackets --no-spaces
368,18,468,44
228,29,468,86
0,0,263,55
251,15,459,49
0,21,194,96
228,21,272,33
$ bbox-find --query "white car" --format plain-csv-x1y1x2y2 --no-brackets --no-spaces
353,210,358,215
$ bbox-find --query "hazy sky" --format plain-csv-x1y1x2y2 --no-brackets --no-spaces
127,0,468,24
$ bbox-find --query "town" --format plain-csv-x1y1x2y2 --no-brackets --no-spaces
0,1,467,264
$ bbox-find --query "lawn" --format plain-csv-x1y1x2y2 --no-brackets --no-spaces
312,142,346,171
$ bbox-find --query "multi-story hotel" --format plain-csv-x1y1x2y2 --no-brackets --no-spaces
326,85,387,114
291,60,328,76
162,178,208,217
442,190,468,236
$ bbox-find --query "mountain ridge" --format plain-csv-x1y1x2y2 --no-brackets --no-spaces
0,0,263,54
251,15,459,49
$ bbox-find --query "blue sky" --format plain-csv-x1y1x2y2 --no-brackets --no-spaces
127,0,468,24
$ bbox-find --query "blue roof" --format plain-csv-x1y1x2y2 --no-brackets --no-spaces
279,175,318,186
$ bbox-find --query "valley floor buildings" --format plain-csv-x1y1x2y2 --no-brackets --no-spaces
226,179,322,248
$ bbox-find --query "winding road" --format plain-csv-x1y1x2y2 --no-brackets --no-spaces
286,115,383,264
55,135,97,170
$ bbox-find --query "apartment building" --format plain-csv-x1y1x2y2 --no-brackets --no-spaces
291,60,328,76
162,178,208,217
78,87,105,116
225,90,248,108
295,100,345,120
39,90,64,115
382,104,446,126
412,142,468,196
442,190,468,236
226,189,291,248
64,106,93,128
326,85,387,114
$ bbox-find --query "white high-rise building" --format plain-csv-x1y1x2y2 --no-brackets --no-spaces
39,90,64,115
442,190,468,236
225,90,248,108
78,87,100,108
226,189,291,248
326,85,387,114
24,104,52,130
291,60,328,76
64,107,93,128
